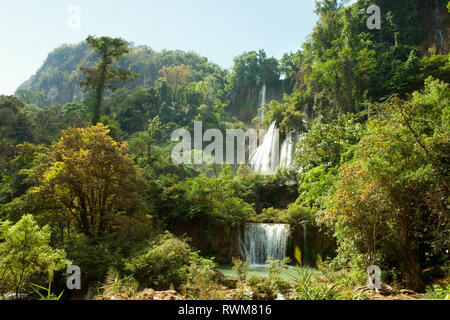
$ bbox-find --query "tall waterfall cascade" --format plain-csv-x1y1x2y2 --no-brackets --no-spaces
249,121,300,175
238,223,290,266
280,72,287,96
280,133,300,168
250,79,300,175
258,84,267,119
249,122,279,174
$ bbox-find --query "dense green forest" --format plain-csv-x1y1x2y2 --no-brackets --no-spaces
1,0,449,300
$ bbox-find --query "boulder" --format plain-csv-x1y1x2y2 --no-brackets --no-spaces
222,278,238,289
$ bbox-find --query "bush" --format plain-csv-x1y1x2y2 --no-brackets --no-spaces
246,258,291,300
281,203,315,225
266,258,291,296
62,233,122,284
184,255,222,300
293,268,341,300
232,257,249,296
99,267,139,299
250,204,314,225
0,215,68,296
423,284,450,300
247,275,277,300
232,257,249,284
249,207,284,223
124,232,195,290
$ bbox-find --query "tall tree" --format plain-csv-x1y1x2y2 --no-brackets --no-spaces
80,36,136,125
159,64,192,98
31,124,145,237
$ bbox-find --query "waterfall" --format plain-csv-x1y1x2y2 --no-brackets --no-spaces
239,223,290,266
258,84,267,118
249,122,299,175
280,134,300,168
249,122,279,174
280,72,287,97
250,76,299,175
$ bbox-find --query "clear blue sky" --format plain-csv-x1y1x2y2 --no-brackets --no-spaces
0,0,319,95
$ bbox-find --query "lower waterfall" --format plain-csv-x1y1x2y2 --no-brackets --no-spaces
238,223,290,266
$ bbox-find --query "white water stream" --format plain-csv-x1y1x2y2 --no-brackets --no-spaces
239,223,290,266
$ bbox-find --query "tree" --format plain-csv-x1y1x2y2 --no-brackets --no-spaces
228,50,280,122
391,78,450,193
296,113,364,172
15,89,47,108
30,124,145,237
159,64,193,98
80,36,136,125
0,214,67,297
0,95,34,145
326,80,449,290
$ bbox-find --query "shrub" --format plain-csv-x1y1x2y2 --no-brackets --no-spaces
423,284,450,300
246,258,291,300
232,257,249,296
185,255,222,300
0,215,68,297
249,204,314,225
99,267,139,299
232,257,249,284
266,258,291,296
124,232,194,290
62,232,121,284
293,268,341,300
249,208,284,223
247,275,277,300
281,203,315,225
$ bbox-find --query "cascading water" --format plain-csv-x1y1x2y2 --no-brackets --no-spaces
258,84,267,118
249,122,299,174
280,72,287,96
239,223,290,266
249,122,280,174
251,76,299,175
280,134,300,168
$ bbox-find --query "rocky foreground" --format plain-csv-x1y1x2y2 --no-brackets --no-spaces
97,281,427,301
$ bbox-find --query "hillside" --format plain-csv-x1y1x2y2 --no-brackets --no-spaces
16,43,226,107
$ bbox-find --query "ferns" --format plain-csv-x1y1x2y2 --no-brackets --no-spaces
423,284,450,300
293,268,341,300
100,267,139,298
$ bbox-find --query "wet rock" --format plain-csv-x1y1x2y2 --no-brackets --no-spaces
222,278,238,289
400,289,418,295
215,269,225,283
